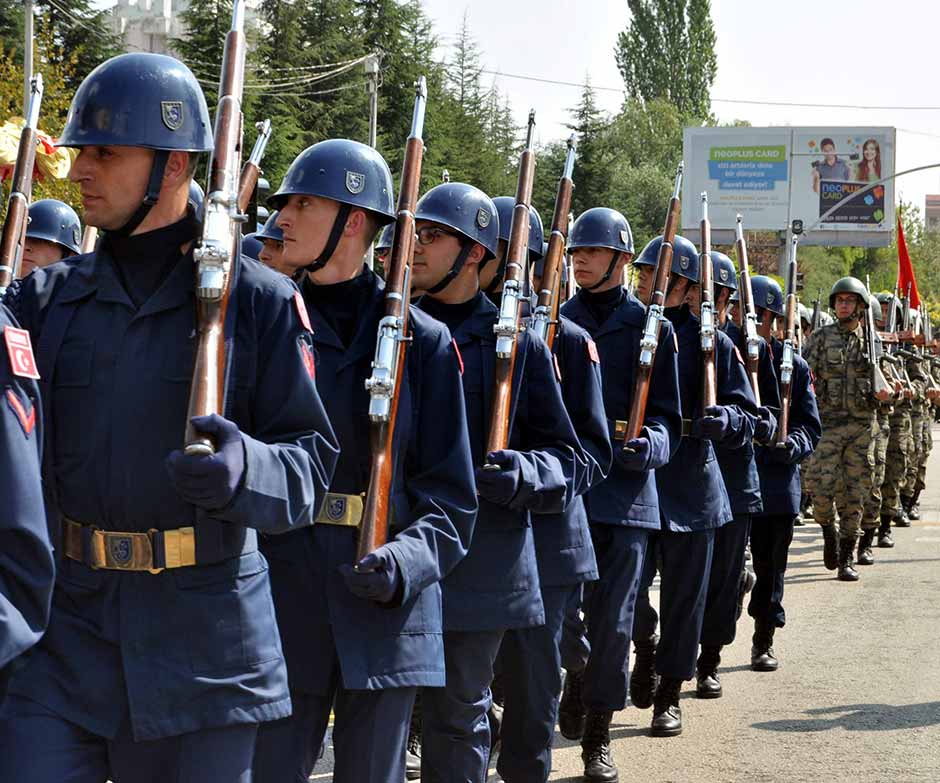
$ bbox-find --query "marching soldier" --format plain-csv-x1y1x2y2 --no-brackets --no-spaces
630,235,754,738
749,276,821,669
0,53,340,781
251,142,477,783
903,314,930,522
254,210,285,273
240,232,264,261
558,209,682,782
21,198,82,275
692,252,778,699
480,195,544,308
803,277,888,582
374,221,394,269
411,181,584,783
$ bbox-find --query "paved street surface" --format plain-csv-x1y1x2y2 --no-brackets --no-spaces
313,426,940,783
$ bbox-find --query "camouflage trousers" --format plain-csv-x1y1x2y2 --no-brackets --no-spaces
804,415,875,541
883,410,912,518
906,410,929,496
862,410,891,529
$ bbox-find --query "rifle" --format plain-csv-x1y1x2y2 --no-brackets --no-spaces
734,215,762,405
531,134,576,350
810,289,822,333
79,226,98,254
622,162,684,444
484,111,537,456
0,74,43,295
699,192,717,409
236,119,272,214
441,169,450,184
183,0,247,455
357,77,428,560
864,275,892,401
776,236,799,446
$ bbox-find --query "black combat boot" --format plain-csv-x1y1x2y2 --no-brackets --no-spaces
558,668,586,741
751,621,778,671
820,524,839,570
650,678,683,737
898,497,913,526
406,696,421,781
629,635,659,709
837,538,859,582
877,516,895,548
857,528,875,566
581,710,618,783
909,489,922,520
695,645,723,699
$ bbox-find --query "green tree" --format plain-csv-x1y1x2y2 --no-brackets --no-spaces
566,78,611,217
614,0,717,120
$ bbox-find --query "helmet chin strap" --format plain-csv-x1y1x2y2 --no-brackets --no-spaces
111,150,169,237
584,250,621,291
303,204,352,274
426,242,474,295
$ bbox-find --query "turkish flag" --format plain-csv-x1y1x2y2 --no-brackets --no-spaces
897,214,920,309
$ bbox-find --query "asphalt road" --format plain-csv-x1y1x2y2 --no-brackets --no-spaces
312,427,940,783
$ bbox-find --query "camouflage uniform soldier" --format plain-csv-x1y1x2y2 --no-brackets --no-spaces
804,278,887,582
903,344,930,520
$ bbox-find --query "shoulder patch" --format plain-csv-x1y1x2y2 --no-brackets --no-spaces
4,326,40,379
586,339,600,365
299,336,316,380
451,338,464,376
294,291,313,333
5,387,35,436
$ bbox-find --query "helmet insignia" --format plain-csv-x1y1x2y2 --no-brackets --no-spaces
766,291,775,306
161,101,184,131
719,269,729,282
476,208,491,229
345,171,366,195
679,255,689,270
620,229,630,245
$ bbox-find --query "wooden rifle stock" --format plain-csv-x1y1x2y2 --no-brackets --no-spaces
776,237,799,445
184,0,247,455
484,111,537,457
624,162,684,444
357,77,428,561
532,135,576,351
236,119,272,213
0,74,43,294
699,192,717,409
734,215,761,406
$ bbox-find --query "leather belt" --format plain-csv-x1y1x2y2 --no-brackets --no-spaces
64,518,196,574
316,492,364,527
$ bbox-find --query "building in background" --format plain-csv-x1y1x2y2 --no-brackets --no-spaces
925,195,940,233
108,0,260,55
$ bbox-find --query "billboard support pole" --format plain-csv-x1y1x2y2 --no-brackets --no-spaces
780,129,796,277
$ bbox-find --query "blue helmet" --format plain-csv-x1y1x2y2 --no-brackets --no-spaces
375,222,395,253
58,53,212,152
255,205,270,231
188,181,205,219
256,211,283,243
751,275,784,316
26,199,81,255
492,197,544,261
270,139,395,224
710,250,737,291
568,208,634,254
634,235,699,282
241,233,264,262
414,182,500,260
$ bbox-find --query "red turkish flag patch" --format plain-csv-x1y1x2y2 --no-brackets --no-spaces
299,339,316,380
586,339,600,364
4,326,40,379
294,291,313,333
5,387,35,436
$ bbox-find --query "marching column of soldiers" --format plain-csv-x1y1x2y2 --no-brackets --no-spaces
0,42,936,783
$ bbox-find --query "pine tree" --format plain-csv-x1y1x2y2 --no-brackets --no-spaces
565,78,610,216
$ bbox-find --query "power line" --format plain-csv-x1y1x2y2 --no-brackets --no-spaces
478,68,940,111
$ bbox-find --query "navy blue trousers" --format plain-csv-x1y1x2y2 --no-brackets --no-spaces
700,513,752,648
497,584,579,783
748,514,797,628
633,528,715,681
253,687,415,783
0,693,257,783
581,525,648,712
421,629,503,783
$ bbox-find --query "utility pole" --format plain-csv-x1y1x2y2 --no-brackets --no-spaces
364,53,381,270
23,0,34,114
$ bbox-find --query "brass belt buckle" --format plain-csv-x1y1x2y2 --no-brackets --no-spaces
613,420,628,442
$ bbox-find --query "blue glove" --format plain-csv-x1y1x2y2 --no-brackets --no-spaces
615,437,651,472
754,406,778,445
166,414,246,510
475,450,523,506
769,437,800,464
339,546,402,605
690,405,731,441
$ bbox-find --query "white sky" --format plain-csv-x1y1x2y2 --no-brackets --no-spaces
92,0,940,217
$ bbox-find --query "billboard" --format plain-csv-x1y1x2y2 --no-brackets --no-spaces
682,127,896,247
